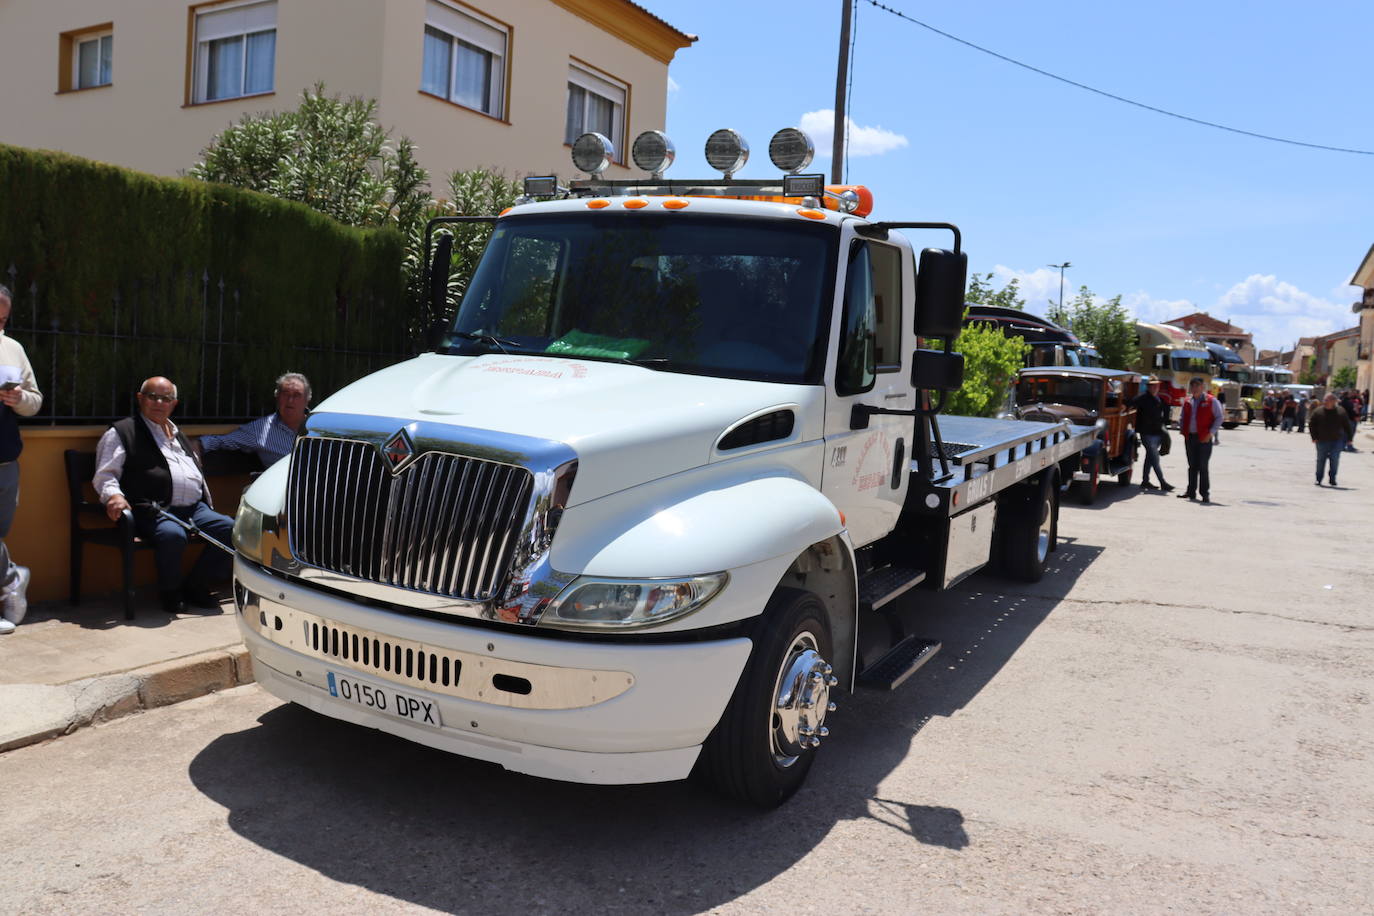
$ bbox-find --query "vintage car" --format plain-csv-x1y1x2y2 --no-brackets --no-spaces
1012,366,1142,504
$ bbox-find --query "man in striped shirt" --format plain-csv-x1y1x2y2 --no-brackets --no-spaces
198,372,310,468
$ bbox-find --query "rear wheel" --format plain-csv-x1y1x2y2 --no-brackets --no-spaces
999,472,1056,582
1116,465,1133,486
1078,457,1100,505
700,588,836,808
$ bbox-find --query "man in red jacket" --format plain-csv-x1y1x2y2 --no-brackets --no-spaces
1177,377,1222,504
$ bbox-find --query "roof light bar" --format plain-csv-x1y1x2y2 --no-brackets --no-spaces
769,127,815,173
571,132,615,177
631,130,675,178
704,128,749,179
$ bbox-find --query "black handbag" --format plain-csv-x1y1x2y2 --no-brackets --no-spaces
1159,428,1172,456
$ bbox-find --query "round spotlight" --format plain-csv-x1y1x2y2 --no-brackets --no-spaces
704,128,749,178
631,130,675,177
768,127,815,174
571,132,615,176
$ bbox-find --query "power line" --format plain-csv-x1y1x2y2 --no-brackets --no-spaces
863,0,1374,156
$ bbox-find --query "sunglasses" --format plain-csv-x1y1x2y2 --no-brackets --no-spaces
140,393,177,403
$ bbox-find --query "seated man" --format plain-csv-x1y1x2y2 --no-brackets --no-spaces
198,371,310,468
93,376,234,614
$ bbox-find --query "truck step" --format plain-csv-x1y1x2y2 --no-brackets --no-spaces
857,636,942,690
857,565,926,613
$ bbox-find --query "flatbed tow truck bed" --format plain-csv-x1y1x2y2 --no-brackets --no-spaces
910,414,1096,518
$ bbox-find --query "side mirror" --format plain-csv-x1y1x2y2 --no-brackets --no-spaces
914,248,968,339
910,348,965,391
429,233,454,320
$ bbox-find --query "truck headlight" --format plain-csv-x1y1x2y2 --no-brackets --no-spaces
542,573,728,630
233,501,266,564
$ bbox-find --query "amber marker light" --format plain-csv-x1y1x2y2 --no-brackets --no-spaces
587,199,611,209
662,198,690,209
797,208,826,220
499,207,512,217
623,198,649,209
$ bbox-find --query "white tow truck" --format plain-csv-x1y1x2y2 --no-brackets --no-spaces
231,128,1096,806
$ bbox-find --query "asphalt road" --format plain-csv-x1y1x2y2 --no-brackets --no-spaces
3,422,1371,915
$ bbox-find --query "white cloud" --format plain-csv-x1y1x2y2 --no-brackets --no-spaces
990,267,1360,351
798,109,909,158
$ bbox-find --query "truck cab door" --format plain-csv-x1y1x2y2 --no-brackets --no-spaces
821,239,913,547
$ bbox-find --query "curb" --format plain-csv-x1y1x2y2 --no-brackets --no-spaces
0,646,254,754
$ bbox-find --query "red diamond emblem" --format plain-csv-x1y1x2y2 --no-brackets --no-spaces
382,428,415,473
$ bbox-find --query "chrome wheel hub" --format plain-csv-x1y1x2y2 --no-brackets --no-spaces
1036,494,1052,563
770,631,838,767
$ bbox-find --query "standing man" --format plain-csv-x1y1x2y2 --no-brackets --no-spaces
198,371,310,468
1310,393,1355,486
93,377,234,614
0,284,42,634
1177,376,1222,504
1131,376,1174,492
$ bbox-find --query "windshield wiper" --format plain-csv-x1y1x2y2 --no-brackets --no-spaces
566,354,672,370
450,330,524,354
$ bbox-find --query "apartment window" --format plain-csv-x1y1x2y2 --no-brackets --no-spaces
421,1,507,118
59,25,113,92
192,0,276,103
565,63,626,154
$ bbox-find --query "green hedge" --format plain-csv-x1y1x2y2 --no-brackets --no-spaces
0,143,408,422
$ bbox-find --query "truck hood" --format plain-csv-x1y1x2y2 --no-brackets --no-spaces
311,353,818,505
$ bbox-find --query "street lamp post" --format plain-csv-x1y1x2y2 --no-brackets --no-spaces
1048,262,1071,324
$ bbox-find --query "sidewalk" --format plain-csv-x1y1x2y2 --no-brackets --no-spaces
0,591,250,753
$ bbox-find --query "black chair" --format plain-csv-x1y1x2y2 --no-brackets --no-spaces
63,449,148,620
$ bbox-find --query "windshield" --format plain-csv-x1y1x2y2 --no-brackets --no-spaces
1170,354,1210,373
1223,367,1254,383
1016,376,1100,411
442,214,838,384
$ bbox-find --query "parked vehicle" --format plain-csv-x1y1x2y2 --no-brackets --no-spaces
1204,341,1250,426
1012,367,1141,504
1135,322,1212,417
230,128,1097,807
964,305,1100,368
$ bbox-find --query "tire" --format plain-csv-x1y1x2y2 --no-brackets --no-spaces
1117,465,1133,486
1245,407,1254,424
699,588,836,808
1222,421,1239,430
999,472,1056,582
1077,457,1100,505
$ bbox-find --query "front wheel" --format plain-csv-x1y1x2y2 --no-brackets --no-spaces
699,588,836,807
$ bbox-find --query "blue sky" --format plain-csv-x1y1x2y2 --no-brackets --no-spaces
643,0,1373,351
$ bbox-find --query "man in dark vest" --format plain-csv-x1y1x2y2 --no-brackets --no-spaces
93,376,234,614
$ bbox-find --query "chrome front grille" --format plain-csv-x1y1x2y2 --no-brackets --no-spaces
287,437,535,601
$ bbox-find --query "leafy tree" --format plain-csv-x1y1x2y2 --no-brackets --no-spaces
1299,368,1320,386
1063,285,1140,370
413,168,523,326
190,83,429,236
966,272,1026,309
1332,364,1357,389
947,322,1029,417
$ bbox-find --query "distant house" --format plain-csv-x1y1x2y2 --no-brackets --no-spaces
1351,244,1374,395
0,0,694,180
1164,311,1256,366
1312,326,1360,387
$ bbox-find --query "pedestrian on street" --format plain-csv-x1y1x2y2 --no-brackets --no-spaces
1262,391,1278,430
1177,376,1222,504
1338,391,1360,452
1280,393,1297,433
1295,395,1308,433
1310,393,1355,487
1131,376,1174,492
0,284,43,635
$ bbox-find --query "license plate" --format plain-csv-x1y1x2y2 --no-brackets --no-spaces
327,671,442,728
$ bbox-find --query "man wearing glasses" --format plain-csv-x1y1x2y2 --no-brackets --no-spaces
93,376,234,615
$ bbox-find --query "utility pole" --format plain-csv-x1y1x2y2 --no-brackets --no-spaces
832,0,853,184
1048,261,1071,324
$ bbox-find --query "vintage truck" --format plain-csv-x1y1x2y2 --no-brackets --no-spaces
230,128,1096,807
1012,366,1141,504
